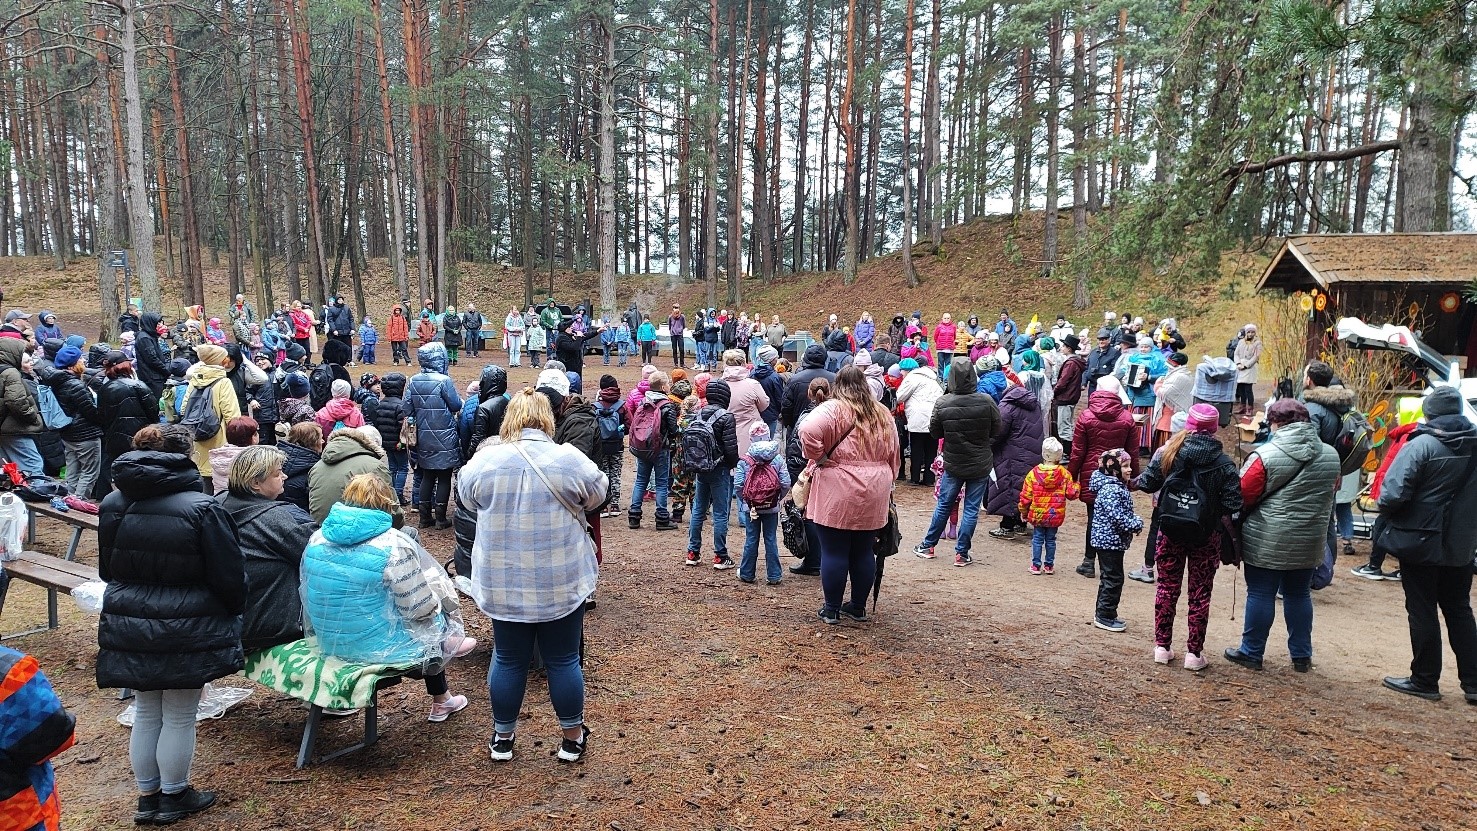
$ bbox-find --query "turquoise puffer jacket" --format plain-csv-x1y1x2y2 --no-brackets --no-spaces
301,503,434,666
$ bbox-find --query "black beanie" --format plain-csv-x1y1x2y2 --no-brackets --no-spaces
706,379,731,408
599,374,618,390
1423,386,1463,419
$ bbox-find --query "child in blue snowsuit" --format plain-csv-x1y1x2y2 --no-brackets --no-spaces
358,316,379,364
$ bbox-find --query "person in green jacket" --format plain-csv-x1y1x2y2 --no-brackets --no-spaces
539,299,563,346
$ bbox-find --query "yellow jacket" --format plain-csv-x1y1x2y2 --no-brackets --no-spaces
183,364,241,480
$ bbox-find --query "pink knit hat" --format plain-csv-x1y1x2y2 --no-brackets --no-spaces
1187,403,1220,434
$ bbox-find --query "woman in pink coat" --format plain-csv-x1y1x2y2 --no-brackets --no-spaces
934,313,959,367
719,350,769,456
799,366,899,624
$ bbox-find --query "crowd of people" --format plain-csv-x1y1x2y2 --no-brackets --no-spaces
1,296,1475,831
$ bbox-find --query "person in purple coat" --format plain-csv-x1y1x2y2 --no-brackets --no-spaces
987,380,1045,539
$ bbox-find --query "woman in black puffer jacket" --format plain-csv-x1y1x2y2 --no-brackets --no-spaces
278,421,323,514
95,353,160,496
97,423,243,824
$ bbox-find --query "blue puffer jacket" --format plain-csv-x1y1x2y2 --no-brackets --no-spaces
301,504,430,666
402,343,463,469
977,370,1007,403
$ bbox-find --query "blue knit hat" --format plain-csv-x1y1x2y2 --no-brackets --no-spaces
899,358,919,371
55,345,83,370
63,334,85,349
286,374,310,398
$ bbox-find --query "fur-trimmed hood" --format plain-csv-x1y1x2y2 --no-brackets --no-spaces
1303,384,1356,414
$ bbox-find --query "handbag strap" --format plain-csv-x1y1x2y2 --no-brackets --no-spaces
510,440,589,531
817,421,856,467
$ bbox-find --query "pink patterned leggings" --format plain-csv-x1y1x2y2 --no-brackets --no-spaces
1154,534,1221,656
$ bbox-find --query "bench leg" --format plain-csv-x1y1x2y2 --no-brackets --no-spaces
65,528,82,562
296,705,325,769
47,587,57,629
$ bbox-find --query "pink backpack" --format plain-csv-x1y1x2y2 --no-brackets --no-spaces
628,399,663,458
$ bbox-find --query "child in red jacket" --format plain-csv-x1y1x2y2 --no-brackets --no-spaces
1017,437,1080,574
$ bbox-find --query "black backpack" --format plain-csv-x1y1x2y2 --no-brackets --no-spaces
309,364,334,410
1333,409,1373,476
681,409,723,473
1158,464,1215,545
180,379,224,442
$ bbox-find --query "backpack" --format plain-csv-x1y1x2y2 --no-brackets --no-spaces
680,409,723,473
739,455,782,510
180,379,224,442
36,384,72,430
309,364,334,410
1158,465,1214,545
1333,408,1373,476
595,401,623,445
628,399,664,458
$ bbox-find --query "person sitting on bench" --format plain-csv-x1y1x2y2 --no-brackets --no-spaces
300,473,475,724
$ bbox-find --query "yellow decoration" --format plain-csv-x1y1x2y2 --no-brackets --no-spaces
1362,450,1379,472
1314,294,1327,311
1299,295,1314,312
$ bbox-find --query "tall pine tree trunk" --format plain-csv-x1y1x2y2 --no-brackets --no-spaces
899,0,919,288
1042,15,1062,277
118,0,158,311
596,12,618,317
371,0,411,299
839,0,860,284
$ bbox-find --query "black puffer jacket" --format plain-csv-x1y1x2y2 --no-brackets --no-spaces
43,368,104,443
1302,384,1356,448
781,345,834,428
218,491,317,652
278,441,320,513
97,451,245,690
1135,432,1243,527
324,302,354,339
1376,414,1477,567
249,374,280,424
96,375,159,465
135,312,169,396
928,360,1001,481
466,366,510,458
373,386,406,451
555,327,601,377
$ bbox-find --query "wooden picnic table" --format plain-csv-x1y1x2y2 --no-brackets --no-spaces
0,550,99,638
27,500,99,562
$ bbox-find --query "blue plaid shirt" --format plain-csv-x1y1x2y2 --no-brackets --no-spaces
457,429,608,623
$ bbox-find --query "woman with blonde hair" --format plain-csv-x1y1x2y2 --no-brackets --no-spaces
300,473,474,722
459,388,609,763
798,366,899,623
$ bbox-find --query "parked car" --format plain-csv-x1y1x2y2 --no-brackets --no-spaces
1335,317,1477,421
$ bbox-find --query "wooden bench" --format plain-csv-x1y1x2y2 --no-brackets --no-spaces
295,672,413,768
0,551,99,638
27,501,99,562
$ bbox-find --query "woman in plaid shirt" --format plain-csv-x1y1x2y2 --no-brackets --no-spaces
458,388,609,764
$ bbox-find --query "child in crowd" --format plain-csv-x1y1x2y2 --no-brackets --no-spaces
161,358,191,423
931,438,960,539
526,321,546,368
594,375,627,518
637,315,657,365
668,390,699,522
1087,449,1143,632
358,316,379,365
735,422,791,584
1017,437,1080,574
615,318,631,368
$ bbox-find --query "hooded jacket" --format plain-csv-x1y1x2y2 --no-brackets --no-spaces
1067,391,1141,503
555,324,602,376
554,396,601,463
217,491,316,651
387,306,410,342
987,385,1045,516
897,364,942,434
854,318,875,350
928,359,1001,481
0,338,41,437
1239,420,1340,569
302,504,447,665
780,345,835,428
315,396,366,440
1017,463,1080,527
1135,432,1242,529
720,364,769,456
1087,471,1143,550
735,435,791,515
823,330,853,373
887,316,907,350
208,444,251,496
1053,353,1088,406
278,440,319,513
440,310,464,348
466,366,510,458
308,428,394,524
1302,384,1356,448
1376,414,1477,567
751,362,784,425
372,376,406,449
96,450,245,690
43,367,103,443
183,363,243,479
34,312,61,344
402,343,463,469
324,302,355,338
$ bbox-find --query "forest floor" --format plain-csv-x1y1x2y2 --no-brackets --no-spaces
7,354,1474,831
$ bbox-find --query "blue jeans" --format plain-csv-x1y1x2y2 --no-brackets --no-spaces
687,468,731,557
628,450,670,519
386,448,409,500
918,472,986,554
815,523,878,614
1031,526,1058,568
601,342,614,365
0,435,43,476
1239,564,1315,661
488,605,585,736
1335,502,1353,540
507,337,521,366
740,511,781,582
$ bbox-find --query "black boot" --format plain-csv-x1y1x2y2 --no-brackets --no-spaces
155,787,216,824
435,508,453,530
419,505,435,529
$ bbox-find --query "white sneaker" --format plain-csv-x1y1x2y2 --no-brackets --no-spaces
1183,652,1208,672
427,694,468,722
1154,646,1174,665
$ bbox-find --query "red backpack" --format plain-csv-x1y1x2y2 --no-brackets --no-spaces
628,399,664,458
740,455,783,511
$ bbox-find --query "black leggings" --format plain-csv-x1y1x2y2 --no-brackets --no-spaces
424,671,447,696
909,431,937,485
419,468,454,517
1236,382,1255,408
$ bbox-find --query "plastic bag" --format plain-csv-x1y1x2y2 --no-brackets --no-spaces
117,683,253,727
71,580,106,614
300,522,466,672
0,492,24,562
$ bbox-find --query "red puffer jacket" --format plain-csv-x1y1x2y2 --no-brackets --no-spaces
1067,390,1141,503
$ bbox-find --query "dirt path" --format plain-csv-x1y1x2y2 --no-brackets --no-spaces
7,359,1475,831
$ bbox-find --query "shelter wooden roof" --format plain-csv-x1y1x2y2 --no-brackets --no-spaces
1256,233,1477,292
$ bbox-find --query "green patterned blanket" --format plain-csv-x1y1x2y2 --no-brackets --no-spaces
243,638,419,710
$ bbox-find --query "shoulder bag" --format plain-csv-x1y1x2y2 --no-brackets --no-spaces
791,421,855,513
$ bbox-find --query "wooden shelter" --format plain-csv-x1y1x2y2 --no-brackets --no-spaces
1256,233,1477,371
